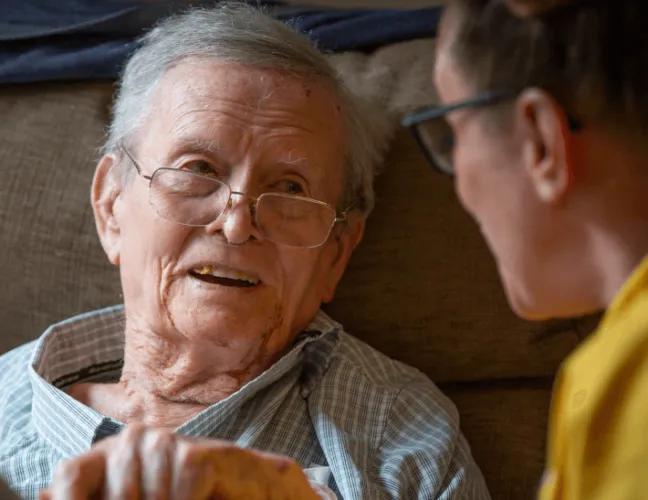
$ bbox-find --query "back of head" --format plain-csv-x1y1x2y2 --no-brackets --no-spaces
448,0,648,146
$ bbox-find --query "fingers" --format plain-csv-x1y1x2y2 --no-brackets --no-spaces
249,451,322,500
173,443,320,500
140,429,176,500
171,439,219,500
104,424,146,500
48,449,106,500
45,428,321,500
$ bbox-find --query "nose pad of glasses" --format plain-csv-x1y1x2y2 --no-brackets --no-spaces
217,193,261,244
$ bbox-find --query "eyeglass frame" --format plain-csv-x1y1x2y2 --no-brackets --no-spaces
401,89,584,175
119,145,349,248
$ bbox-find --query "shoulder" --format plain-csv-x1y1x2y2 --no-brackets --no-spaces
315,330,458,426
0,341,36,393
338,332,455,398
308,329,489,499
0,342,37,446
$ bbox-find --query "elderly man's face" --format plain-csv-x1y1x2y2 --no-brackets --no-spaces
94,61,360,360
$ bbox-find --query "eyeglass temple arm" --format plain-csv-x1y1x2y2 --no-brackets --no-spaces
121,145,153,181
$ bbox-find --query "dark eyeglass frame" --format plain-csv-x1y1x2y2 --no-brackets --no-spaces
119,146,348,248
401,89,583,175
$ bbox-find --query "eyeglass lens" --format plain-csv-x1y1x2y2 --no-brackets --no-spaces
148,169,337,248
415,116,455,175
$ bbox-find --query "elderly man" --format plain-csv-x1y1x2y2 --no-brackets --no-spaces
0,4,489,499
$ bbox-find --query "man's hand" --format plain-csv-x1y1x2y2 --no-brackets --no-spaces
39,425,320,500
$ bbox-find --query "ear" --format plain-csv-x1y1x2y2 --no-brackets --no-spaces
516,89,575,205
91,154,123,265
320,212,366,303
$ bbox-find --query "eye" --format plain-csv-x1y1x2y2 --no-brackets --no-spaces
275,179,306,195
180,160,221,178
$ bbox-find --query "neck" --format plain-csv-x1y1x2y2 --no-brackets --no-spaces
573,144,648,311
114,320,284,426
587,217,648,309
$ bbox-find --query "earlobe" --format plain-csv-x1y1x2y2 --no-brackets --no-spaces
92,155,123,265
321,213,366,303
517,89,574,206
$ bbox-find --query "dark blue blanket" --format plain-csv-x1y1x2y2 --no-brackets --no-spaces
0,1,442,84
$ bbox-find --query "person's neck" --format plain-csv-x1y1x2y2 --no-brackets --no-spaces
111,323,285,427
588,217,648,310
575,143,648,310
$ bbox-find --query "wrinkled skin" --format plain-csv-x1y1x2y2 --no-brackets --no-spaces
40,426,320,500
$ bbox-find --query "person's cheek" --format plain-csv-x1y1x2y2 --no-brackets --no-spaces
453,149,479,219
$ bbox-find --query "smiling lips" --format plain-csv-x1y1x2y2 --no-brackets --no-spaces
189,265,261,288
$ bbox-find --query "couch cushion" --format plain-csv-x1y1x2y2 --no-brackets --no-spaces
0,82,121,354
441,381,552,500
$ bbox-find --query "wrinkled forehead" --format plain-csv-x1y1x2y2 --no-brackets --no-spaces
147,59,346,141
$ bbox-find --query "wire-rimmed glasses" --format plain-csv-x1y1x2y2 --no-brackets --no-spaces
121,147,347,248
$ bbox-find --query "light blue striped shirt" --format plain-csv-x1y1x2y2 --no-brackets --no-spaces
0,306,490,499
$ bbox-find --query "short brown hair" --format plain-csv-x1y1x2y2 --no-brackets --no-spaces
447,0,648,142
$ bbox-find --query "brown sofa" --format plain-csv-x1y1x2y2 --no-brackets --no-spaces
0,38,598,499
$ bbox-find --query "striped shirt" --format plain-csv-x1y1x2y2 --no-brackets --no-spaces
0,306,490,499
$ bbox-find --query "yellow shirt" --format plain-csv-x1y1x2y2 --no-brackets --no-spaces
540,256,648,500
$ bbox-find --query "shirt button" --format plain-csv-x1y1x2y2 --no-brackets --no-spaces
572,389,587,408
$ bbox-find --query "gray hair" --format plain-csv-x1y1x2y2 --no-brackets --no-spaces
105,2,389,215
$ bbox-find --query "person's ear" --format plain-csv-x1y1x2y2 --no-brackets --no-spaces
516,88,575,205
320,211,366,303
92,154,123,265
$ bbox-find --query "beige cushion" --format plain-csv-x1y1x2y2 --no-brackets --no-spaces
0,83,121,353
441,383,552,499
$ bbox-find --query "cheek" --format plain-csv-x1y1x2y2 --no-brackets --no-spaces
118,195,190,290
276,248,329,316
277,250,318,296
453,133,492,220
455,141,548,315
453,132,528,259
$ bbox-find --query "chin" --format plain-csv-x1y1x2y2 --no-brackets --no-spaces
509,300,551,321
502,277,551,322
177,302,282,340
506,286,587,322
160,277,284,340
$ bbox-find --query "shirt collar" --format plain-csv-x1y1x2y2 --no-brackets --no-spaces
29,305,341,458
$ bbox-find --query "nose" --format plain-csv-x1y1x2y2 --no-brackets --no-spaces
204,192,263,245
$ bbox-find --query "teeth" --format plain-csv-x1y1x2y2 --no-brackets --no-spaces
192,265,260,284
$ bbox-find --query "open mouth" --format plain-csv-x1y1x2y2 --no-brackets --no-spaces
189,265,261,288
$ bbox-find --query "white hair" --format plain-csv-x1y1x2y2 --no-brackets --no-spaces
105,2,389,214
